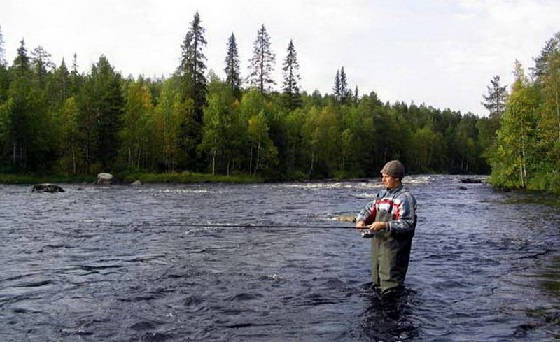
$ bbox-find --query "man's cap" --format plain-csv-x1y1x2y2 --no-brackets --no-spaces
380,160,405,179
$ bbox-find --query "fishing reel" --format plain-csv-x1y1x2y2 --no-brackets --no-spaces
361,229,375,238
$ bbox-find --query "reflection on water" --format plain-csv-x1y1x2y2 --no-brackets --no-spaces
0,175,559,341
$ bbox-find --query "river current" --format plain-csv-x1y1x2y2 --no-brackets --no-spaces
1,175,560,341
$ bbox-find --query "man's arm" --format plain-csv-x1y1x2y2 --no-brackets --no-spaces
386,192,416,234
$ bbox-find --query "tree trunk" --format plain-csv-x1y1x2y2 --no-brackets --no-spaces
255,142,261,175
211,149,216,175
249,146,253,175
72,148,77,175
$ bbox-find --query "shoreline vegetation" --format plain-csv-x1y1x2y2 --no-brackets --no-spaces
1,16,558,194
0,172,263,185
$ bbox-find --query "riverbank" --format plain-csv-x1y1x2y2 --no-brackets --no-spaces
0,172,264,185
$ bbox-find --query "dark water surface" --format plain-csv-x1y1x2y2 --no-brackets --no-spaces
1,175,560,341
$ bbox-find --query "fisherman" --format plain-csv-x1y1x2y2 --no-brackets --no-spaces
356,160,417,294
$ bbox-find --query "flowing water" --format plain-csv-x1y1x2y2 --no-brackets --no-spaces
1,175,560,341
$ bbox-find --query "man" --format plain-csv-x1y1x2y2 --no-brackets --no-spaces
356,160,417,294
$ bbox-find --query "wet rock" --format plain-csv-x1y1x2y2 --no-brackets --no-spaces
460,178,483,184
458,186,468,190
131,180,142,186
32,184,64,193
97,173,113,185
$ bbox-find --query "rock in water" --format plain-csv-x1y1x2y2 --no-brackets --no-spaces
32,184,64,193
460,178,483,184
97,173,113,185
131,180,142,186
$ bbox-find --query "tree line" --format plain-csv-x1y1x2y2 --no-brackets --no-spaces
0,14,496,180
489,32,560,193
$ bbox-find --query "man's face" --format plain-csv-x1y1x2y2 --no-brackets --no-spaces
381,173,400,189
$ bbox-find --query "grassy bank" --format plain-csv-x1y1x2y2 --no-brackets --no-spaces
120,171,264,184
0,172,264,185
0,173,96,184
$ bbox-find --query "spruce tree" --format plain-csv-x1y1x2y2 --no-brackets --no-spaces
179,11,207,122
333,70,340,101
13,39,30,77
224,33,241,99
481,75,507,119
282,39,301,110
248,24,275,94
340,66,351,103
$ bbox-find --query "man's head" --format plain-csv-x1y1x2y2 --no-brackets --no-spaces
380,160,405,189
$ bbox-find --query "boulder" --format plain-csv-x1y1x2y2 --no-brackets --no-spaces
460,178,483,184
97,173,113,185
131,180,142,186
32,183,64,193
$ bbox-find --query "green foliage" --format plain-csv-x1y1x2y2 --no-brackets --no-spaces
0,18,501,183
491,61,540,189
122,171,263,184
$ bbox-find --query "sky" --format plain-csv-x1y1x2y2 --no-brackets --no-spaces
1,0,559,116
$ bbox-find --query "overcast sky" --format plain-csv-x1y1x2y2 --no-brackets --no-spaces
1,0,559,115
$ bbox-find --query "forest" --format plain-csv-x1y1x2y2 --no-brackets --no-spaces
0,14,557,192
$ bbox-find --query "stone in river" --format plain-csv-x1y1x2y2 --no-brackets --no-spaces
97,173,113,185
32,184,65,193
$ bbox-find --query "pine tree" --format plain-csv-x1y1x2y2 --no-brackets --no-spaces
481,75,507,119
224,33,241,99
179,11,207,122
248,24,275,94
282,39,301,110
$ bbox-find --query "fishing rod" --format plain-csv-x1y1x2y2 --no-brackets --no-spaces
77,221,376,231
160,223,359,229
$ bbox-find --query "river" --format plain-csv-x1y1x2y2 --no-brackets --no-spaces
1,175,559,341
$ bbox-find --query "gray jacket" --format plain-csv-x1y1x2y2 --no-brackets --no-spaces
356,184,417,236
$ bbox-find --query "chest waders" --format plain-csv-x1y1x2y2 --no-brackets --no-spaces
371,195,413,292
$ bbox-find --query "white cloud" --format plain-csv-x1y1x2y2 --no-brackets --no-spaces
1,0,559,115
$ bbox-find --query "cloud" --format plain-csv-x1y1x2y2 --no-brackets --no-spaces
1,0,559,115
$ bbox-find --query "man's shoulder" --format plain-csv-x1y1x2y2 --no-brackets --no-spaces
396,186,416,200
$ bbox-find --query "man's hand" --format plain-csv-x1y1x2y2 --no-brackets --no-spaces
370,221,387,231
356,221,386,231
